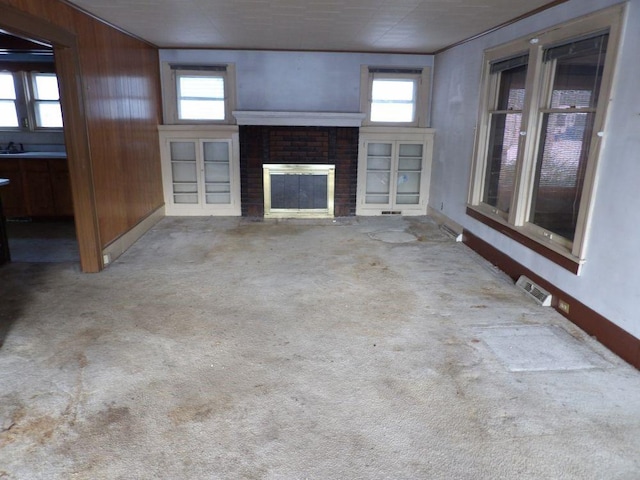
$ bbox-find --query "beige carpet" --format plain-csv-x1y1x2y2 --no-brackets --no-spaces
1,216,639,479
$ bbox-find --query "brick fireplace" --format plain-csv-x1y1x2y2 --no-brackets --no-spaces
239,125,359,217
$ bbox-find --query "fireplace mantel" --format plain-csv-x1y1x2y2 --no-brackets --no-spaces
232,110,365,127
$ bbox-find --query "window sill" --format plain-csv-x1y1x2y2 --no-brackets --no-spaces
466,205,583,275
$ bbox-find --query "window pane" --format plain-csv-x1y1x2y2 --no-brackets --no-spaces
0,100,19,127
481,63,527,212
179,99,225,120
0,73,17,100
549,56,606,109
366,172,391,196
33,74,60,100
372,80,415,102
483,113,521,212
178,76,224,100
170,141,196,161
35,103,63,128
367,142,392,157
398,144,423,157
530,112,594,240
203,141,229,162
370,102,414,122
497,65,527,110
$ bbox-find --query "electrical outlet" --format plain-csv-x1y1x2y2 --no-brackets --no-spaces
103,253,111,266
558,300,570,314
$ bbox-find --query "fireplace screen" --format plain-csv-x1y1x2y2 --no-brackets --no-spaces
263,164,335,218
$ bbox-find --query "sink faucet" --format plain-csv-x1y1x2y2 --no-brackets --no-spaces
5,142,24,153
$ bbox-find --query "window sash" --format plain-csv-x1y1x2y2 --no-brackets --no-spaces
34,100,63,128
523,32,608,245
31,73,60,101
479,62,528,217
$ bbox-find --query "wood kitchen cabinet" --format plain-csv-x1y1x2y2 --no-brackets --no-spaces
49,159,74,216
0,158,73,218
0,160,26,217
22,160,56,216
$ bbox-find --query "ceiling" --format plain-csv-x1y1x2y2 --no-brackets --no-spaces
62,0,563,53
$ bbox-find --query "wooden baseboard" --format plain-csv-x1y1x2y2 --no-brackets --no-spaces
463,228,640,369
102,206,165,268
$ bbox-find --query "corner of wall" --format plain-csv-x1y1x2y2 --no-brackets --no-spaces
101,205,164,267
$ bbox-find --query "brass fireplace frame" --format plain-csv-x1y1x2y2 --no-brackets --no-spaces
263,164,335,218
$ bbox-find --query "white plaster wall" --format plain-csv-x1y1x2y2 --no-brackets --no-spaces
431,0,640,338
158,50,433,114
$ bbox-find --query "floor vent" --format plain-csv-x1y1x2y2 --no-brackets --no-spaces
381,211,402,215
516,275,552,306
440,224,462,242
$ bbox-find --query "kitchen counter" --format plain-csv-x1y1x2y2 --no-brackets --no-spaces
0,152,67,159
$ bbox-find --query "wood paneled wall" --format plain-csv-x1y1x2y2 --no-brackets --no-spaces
0,0,163,268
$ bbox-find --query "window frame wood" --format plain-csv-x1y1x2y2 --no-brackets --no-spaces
467,5,625,272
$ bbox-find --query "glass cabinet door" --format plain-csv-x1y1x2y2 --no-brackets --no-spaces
357,130,432,216
365,142,393,204
170,141,198,204
395,143,423,205
203,141,231,204
161,129,240,216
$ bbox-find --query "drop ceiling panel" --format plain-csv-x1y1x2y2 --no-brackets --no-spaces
63,0,562,52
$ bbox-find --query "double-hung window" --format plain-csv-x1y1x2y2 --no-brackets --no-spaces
361,66,430,127
468,6,623,271
0,70,62,130
163,64,236,124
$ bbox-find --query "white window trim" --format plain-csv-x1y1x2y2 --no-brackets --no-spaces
360,65,431,127
467,4,625,269
161,62,237,125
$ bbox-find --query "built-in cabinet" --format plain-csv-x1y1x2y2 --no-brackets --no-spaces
0,158,73,218
356,127,434,216
158,126,241,216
